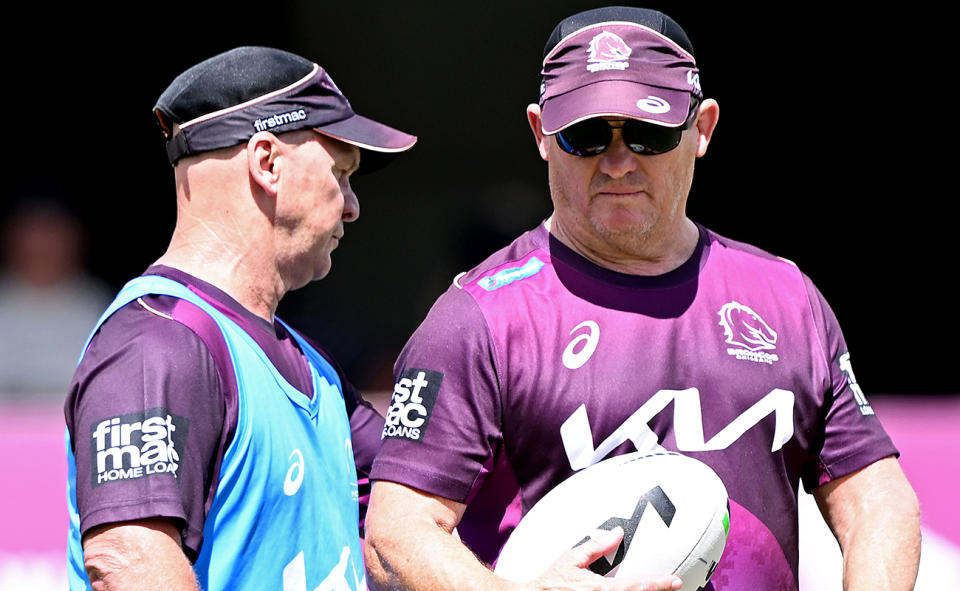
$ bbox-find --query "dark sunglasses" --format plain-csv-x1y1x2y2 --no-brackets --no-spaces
554,100,700,157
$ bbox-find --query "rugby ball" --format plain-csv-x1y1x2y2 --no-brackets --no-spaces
494,451,729,591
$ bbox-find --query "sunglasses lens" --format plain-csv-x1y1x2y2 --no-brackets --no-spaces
621,120,683,155
555,111,693,157
555,119,612,156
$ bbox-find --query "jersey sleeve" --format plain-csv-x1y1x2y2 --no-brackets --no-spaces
349,397,383,535
64,299,228,559
800,274,899,492
324,347,385,536
369,285,502,502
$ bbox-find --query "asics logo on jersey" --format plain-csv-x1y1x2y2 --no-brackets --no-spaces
718,301,780,364
563,320,600,369
561,387,796,470
383,368,443,443
90,408,188,487
284,449,305,496
587,31,631,72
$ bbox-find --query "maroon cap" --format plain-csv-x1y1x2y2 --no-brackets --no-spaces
154,47,417,172
539,22,702,134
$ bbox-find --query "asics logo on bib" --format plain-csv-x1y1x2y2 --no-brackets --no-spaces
382,368,443,443
90,408,188,487
284,449,305,496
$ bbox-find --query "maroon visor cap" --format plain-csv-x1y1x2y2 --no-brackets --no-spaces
539,8,703,134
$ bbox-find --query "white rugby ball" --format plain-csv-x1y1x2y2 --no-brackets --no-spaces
494,451,729,591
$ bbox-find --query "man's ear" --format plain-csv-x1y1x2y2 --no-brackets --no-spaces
695,98,719,158
248,131,281,195
526,104,551,162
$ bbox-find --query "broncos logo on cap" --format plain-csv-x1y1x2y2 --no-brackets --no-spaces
587,31,632,64
718,302,778,352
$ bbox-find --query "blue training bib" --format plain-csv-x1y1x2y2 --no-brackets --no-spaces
66,276,364,591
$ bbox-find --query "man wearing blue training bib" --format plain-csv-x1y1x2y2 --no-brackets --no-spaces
64,46,416,591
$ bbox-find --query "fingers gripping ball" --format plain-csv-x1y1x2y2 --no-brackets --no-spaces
494,452,730,591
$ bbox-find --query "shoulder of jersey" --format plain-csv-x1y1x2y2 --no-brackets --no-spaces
93,296,196,344
452,231,550,293
87,296,226,369
454,249,550,294
707,228,798,268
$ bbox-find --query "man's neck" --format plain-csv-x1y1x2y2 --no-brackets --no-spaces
545,216,700,276
154,244,281,323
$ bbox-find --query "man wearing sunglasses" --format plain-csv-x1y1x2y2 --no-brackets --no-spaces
364,6,920,591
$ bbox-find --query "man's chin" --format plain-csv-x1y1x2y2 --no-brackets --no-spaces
285,261,332,293
593,217,655,241
309,266,332,284
312,257,334,282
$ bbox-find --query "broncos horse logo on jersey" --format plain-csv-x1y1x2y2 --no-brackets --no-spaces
718,301,778,352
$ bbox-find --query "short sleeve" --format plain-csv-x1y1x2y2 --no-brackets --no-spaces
800,275,899,492
64,299,227,559
370,286,502,502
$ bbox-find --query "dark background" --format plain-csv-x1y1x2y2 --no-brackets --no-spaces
6,2,955,394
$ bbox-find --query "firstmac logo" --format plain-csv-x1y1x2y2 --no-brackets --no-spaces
253,109,308,132
90,408,188,487
382,369,443,443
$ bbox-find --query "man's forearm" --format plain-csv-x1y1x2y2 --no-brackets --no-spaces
814,457,921,591
364,481,682,591
364,491,515,591
839,505,921,591
83,519,200,591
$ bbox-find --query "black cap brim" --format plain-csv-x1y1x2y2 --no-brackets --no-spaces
314,113,416,174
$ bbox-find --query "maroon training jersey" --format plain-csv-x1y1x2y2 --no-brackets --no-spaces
370,223,898,590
